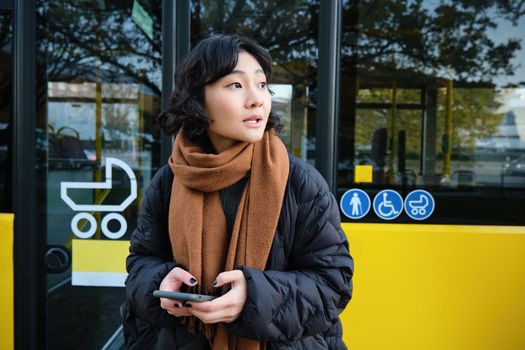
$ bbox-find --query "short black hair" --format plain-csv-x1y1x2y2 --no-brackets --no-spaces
158,34,282,137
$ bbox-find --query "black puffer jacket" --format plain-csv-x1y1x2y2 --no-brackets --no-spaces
125,154,354,349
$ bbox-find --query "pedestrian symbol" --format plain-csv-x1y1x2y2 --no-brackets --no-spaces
373,189,403,220
404,190,435,220
340,189,371,219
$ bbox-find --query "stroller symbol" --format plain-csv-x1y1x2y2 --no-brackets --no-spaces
60,157,137,239
404,190,435,220
408,195,428,215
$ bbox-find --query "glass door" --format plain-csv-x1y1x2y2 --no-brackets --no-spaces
0,3,12,213
35,1,162,348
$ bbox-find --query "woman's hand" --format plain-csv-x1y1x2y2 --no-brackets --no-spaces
185,270,247,324
158,267,197,317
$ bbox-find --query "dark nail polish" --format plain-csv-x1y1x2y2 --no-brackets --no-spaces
189,277,197,285
211,279,217,286
185,303,192,308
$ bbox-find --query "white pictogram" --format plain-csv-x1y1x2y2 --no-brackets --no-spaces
373,189,403,220
340,189,371,220
404,190,435,220
407,195,429,216
61,157,137,239
350,193,362,216
377,192,398,217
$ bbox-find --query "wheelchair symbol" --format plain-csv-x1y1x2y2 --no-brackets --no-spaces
60,157,137,239
378,192,399,216
373,190,403,220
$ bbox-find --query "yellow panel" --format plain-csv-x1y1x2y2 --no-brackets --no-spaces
0,213,14,350
72,239,130,273
339,223,525,350
354,165,373,183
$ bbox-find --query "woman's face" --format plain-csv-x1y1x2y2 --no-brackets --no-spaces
204,51,272,153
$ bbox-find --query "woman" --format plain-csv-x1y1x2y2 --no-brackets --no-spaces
125,34,353,349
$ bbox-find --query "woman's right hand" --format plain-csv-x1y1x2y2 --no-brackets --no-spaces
158,267,197,317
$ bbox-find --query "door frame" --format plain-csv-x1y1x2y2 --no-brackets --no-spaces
12,0,45,349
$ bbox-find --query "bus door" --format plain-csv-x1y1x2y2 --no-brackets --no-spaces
35,1,162,348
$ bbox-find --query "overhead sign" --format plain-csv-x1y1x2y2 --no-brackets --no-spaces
404,190,435,220
132,0,153,40
373,189,403,220
340,189,371,219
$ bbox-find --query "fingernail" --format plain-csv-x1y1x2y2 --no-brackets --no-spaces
211,279,217,286
174,304,179,308
185,303,192,308
189,277,197,285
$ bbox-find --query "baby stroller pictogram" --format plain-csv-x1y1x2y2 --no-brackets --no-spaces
60,157,137,239
404,190,435,220
407,195,429,215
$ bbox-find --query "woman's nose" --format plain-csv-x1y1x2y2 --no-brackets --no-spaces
245,87,264,108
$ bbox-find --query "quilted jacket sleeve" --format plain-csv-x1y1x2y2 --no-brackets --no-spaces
225,166,354,341
125,166,179,328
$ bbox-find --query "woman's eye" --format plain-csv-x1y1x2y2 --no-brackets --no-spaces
259,82,267,88
228,82,242,88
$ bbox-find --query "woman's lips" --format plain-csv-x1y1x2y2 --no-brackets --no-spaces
243,114,264,128
243,119,264,128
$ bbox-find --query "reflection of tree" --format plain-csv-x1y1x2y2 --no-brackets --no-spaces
36,0,162,95
340,0,524,167
0,13,11,53
353,86,504,163
437,88,503,151
191,0,320,138
0,13,12,117
342,0,524,82
103,104,131,143
192,0,318,68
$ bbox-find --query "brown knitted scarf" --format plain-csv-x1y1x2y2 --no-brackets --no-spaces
168,130,289,350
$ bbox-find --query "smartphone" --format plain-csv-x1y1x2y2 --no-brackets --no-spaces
153,290,217,302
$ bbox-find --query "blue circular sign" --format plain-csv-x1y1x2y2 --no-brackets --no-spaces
373,189,403,220
340,189,371,219
404,189,435,220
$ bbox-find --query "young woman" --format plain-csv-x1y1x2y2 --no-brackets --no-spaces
125,34,353,349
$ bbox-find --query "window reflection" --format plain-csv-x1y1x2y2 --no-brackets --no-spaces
339,0,525,224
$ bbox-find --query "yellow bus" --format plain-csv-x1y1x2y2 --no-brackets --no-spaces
2,1,524,349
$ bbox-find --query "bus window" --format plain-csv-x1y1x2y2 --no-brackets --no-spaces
339,0,525,225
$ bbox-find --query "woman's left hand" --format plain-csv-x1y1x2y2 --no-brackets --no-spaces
185,270,247,324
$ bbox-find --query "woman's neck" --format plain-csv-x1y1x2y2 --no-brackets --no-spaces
191,132,218,154
206,129,238,153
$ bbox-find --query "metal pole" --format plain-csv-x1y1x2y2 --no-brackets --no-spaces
161,0,190,164
441,79,453,183
13,0,42,348
316,0,341,194
386,83,397,183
